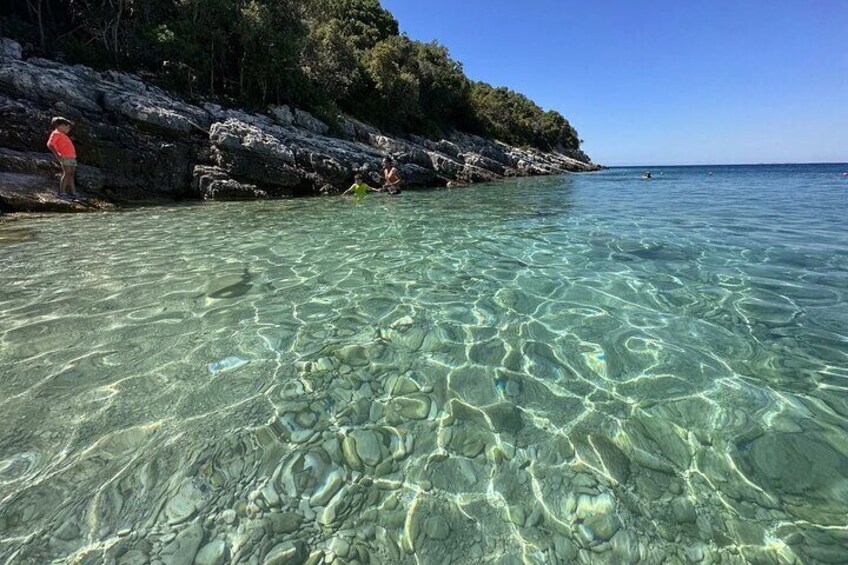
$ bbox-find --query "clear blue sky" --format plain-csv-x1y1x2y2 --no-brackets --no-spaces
381,0,848,166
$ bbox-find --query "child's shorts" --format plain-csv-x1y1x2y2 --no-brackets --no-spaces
60,158,77,167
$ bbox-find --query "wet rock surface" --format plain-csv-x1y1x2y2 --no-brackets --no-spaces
0,38,598,213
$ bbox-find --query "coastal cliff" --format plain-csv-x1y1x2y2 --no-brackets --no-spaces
0,38,598,214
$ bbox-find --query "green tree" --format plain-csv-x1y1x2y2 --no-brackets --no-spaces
366,35,421,130
0,0,586,155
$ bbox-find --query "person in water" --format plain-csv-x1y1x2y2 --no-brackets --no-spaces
382,157,402,194
46,117,79,199
342,173,378,197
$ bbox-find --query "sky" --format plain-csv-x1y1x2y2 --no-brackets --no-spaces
380,0,848,166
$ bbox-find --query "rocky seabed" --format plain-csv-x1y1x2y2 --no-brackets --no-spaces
0,38,597,214
2,307,842,565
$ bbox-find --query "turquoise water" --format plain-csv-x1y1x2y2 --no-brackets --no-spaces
1,164,847,564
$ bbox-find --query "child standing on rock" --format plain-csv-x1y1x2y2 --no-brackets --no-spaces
47,117,78,199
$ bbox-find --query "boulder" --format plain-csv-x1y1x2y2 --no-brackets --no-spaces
336,117,357,140
0,59,101,113
0,172,110,213
398,163,439,187
210,120,296,165
192,165,267,200
0,38,22,61
293,108,329,135
269,105,295,127
461,164,499,183
428,151,463,178
461,153,507,176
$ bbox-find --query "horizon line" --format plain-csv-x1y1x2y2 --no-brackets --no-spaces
603,161,848,168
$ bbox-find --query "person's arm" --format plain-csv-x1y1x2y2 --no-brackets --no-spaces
47,134,61,162
341,186,354,196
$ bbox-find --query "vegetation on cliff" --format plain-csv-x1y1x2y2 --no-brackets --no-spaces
0,0,585,156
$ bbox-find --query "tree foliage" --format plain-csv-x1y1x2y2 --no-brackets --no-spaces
0,0,583,153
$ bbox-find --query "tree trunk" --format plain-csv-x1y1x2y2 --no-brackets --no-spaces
26,0,46,52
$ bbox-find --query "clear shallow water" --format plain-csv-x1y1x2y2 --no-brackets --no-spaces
1,164,847,564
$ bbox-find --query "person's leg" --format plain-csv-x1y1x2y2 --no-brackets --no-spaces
67,165,77,195
59,163,69,195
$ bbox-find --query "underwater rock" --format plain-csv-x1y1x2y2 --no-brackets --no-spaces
350,430,383,467
575,493,620,543
446,426,488,458
342,435,362,470
194,539,227,565
279,449,335,500
609,530,641,563
266,512,303,535
308,468,345,507
161,522,204,565
424,516,451,540
630,415,692,470
388,375,420,396
317,485,352,527
589,434,631,484
264,540,305,565
671,497,697,523
387,396,431,421
165,481,204,525
483,403,524,434
206,269,253,300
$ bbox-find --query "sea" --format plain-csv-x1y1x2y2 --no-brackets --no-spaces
1,164,846,563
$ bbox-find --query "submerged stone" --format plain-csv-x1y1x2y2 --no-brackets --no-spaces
483,403,524,434
388,396,431,420
350,429,383,467
576,493,620,542
266,512,303,534
195,539,227,565
165,481,203,525
672,497,697,523
161,522,204,565
590,434,631,484
264,541,305,565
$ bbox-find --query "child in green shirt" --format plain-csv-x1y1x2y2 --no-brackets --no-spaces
342,174,379,197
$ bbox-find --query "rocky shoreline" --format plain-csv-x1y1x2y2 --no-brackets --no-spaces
0,38,598,215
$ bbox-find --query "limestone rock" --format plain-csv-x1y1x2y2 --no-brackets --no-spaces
293,109,329,135
0,39,22,60
388,396,431,420
266,512,303,535
162,522,204,565
350,430,383,467
264,541,305,565
192,165,265,200
269,105,295,127
576,493,620,543
165,481,204,525
194,539,227,565
0,38,598,213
